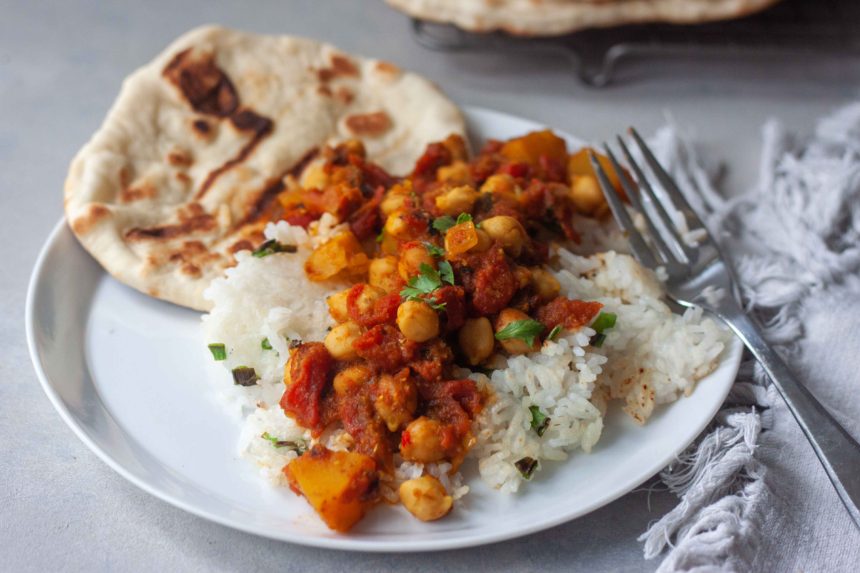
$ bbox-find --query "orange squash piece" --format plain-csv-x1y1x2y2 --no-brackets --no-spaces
304,231,369,281
500,130,568,169
284,446,379,532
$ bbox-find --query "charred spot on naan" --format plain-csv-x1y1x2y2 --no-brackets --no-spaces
120,182,158,203
71,204,111,235
167,240,224,278
373,61,401,81
239,147,321,226
345,112,392,138
191,118,216,141
163,48,238,117
125,203,216,241
316,53,360,83
166,147,193,167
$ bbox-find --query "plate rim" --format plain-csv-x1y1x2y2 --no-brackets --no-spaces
27,105,743,552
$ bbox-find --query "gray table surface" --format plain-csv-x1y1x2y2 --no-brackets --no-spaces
2,1,858,571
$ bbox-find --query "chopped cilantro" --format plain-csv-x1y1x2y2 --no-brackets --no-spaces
591,312,617,333
515,457,539,480
432,215,456,234
590,312,617,347
231,366,259,387
529,405,551,437
207,343,227,361
547,325,563,342
455,212,473,225
261,432,307,454
423,242,446,257
400,263,451,311
438,260,455,285
261,338,272,350
376,230,385,243
495,319,545,347
252,239,297,258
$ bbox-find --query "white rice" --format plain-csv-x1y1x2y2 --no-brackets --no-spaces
202,220,729,497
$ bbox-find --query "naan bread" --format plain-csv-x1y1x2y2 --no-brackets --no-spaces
64,26,465,311
387,0,781,36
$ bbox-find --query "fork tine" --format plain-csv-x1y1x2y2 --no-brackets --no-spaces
628,127,708,232
616,136,696,262
602,144,680,265
588,150,659,269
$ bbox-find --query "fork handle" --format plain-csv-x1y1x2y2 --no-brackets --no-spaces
720,306,860,529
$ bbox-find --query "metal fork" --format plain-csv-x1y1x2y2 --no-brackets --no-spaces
589,130,860,529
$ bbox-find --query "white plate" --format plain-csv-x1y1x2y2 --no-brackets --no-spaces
27,107,742,552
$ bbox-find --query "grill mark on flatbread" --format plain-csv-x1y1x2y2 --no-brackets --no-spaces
317,54,360,83
126,203,216,241
194,109,274,200
71,204,111,235
239,146,320,226
164,50,275,201
163,48,239,117
345,111,392,137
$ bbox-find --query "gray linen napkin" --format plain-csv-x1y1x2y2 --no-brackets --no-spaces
639,103,860,572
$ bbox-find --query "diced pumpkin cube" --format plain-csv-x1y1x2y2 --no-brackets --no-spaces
284,446,379,532
304,231,369,281
568,147,626,192
500,130,568,169
444,221,478,257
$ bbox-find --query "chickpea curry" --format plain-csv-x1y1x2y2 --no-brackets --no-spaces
266,130,618,532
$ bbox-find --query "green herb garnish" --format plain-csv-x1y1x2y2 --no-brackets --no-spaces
231,366,259,387
261,338,272,350
400,263,451,311
547,325,563,342
261,432,307,454
590,312,617,348
252,239,297,258
591,312,617,333
438,260,455,285
376,230,385,243
495,319,545,347
208,343,227,361
515,457,539,480
529,405,551,437
423,242,445,257
432,215,456,234
456,212,473,225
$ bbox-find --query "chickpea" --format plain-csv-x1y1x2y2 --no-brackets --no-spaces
471,228,492,253
398,243,435,281
326,289,350,323
374,371,418,431
399,475,453,522
434,185,479,216
401,417,446,463
495,308,540,355
301,161,328,189
479,173,517,198
480,215,527,257
436,161,471,185
397,300,440,343
326,285,383,322
380,190,408,218
514,266,532,289
369,256,401,293
333,365,370,396
384,209,411,240
355,284,384,314
324,321,361,360
458,317,495,365
530,267,560,301
570,175,607,216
